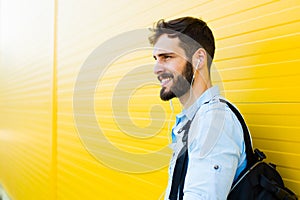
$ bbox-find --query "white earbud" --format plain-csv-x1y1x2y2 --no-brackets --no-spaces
195,59,201,70
169,99,174,112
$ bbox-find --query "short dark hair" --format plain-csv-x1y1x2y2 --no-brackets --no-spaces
149,16,215,68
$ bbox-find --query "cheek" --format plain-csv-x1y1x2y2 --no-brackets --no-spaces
168,60,187,75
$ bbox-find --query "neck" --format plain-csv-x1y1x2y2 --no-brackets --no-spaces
179,78,212,109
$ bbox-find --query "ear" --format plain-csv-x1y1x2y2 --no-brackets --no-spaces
192,48,207,70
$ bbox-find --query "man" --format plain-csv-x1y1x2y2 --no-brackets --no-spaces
149,17,248,199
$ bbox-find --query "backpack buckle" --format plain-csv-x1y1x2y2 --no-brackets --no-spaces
254,148,266,161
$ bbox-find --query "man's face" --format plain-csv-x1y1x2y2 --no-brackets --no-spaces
153,34,193,101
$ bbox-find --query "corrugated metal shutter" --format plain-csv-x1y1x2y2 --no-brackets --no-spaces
0,0,299,199
0,0,55,199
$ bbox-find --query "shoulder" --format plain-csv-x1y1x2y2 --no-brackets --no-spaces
195,98,242,126
194,98,229,122
188,98,244,157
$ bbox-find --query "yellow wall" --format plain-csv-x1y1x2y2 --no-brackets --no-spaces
0,0,54,199
0,0,299,199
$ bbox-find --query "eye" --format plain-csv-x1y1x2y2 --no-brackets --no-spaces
163,55,172,60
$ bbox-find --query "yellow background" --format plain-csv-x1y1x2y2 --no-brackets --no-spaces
0,0,299,199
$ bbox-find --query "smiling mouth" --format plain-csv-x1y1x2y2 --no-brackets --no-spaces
158,73,174,87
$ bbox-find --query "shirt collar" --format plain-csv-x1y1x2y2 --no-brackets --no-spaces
178,86,221,121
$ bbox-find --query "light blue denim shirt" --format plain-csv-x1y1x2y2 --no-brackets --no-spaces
165,86,247,200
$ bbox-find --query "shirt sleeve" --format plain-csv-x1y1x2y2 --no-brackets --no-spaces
183,102,244,200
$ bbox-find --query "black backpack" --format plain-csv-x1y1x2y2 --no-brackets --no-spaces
169,99,298,200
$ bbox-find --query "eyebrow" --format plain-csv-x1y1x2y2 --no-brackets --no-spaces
153,52,176,60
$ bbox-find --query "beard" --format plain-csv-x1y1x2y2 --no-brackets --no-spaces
160,62,194,101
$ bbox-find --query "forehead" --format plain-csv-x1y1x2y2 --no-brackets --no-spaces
153,34,187,58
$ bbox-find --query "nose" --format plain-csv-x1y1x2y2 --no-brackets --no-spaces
153,61,164,75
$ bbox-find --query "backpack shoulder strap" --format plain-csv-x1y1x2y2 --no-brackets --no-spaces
219,99,257,166
168,120,191,200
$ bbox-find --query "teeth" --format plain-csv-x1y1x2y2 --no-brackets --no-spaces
161,77,171,85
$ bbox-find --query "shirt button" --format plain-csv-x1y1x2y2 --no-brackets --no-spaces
213,165,219,170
